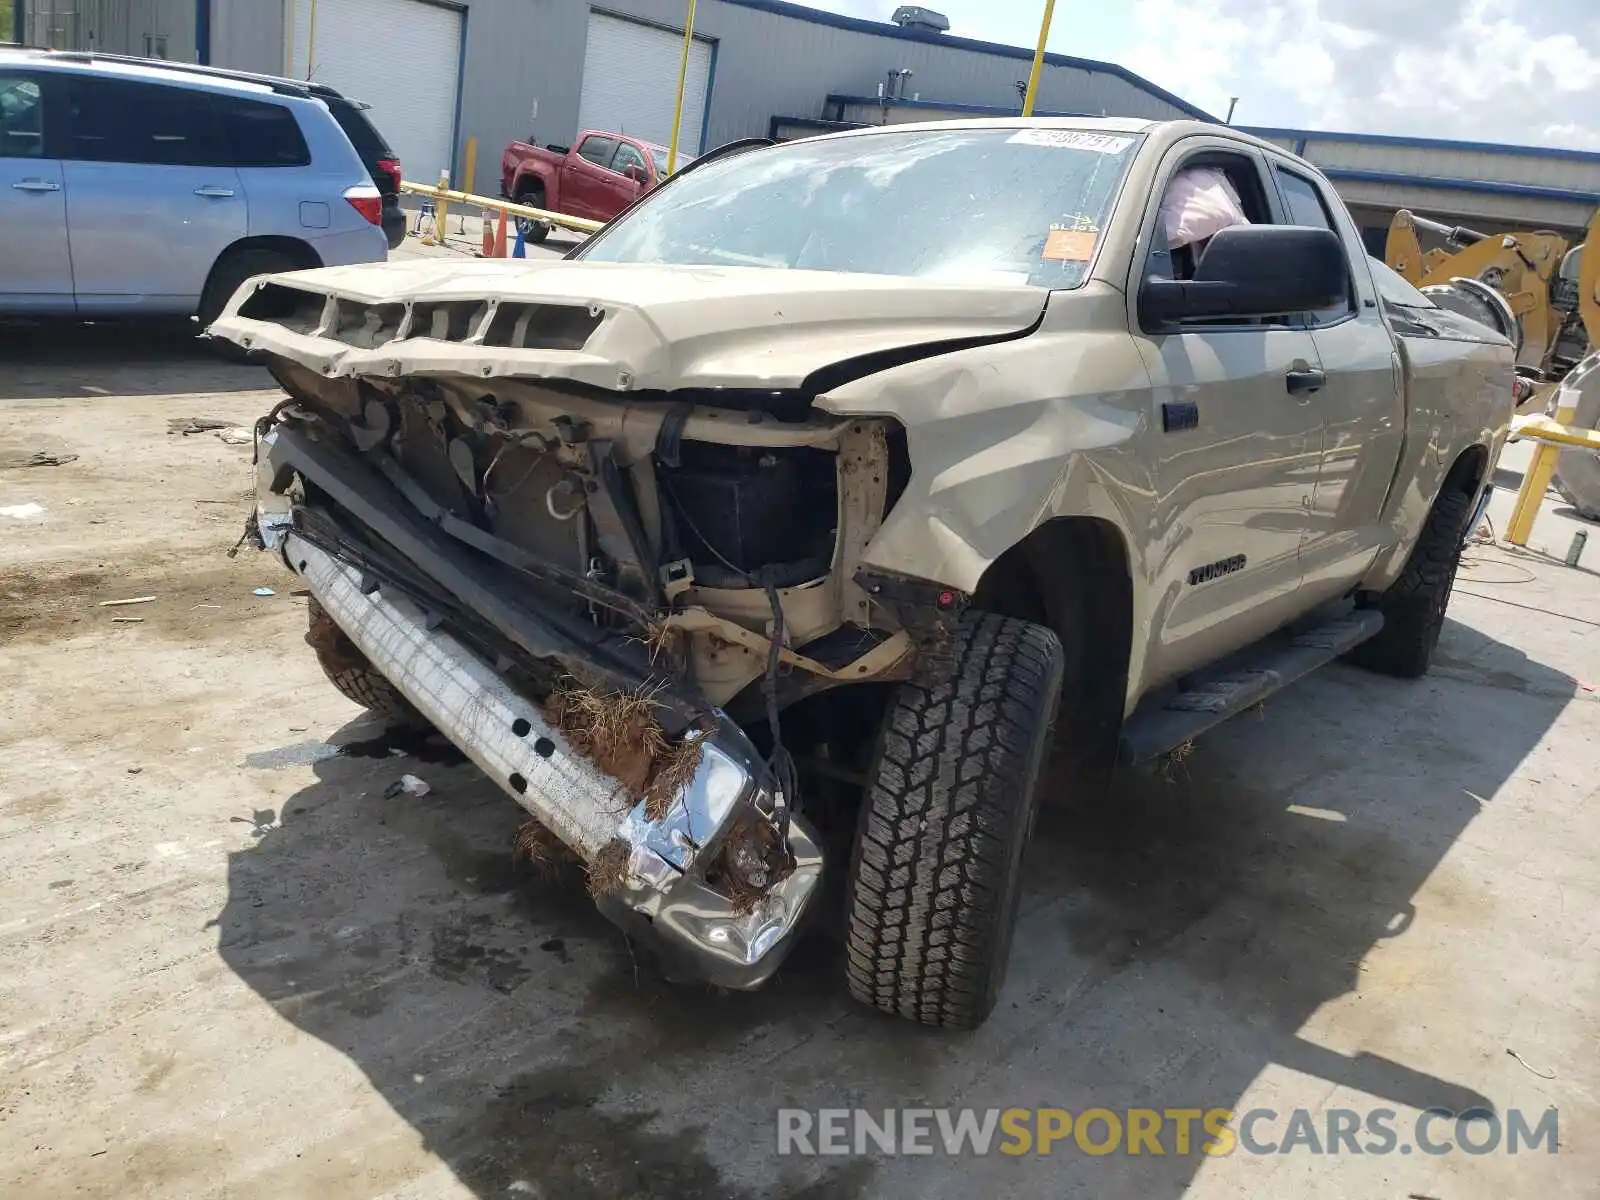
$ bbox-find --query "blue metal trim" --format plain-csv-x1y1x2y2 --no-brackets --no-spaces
720,0,1216,120
1321,166,1598,205
826,93,1095,119
697,36,718,155
196,0,211,64
1241,124,1600,165
1293,137,1307,155
448,3,467,187
13,0,23,43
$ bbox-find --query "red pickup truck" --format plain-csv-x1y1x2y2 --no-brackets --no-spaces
500,129,688,242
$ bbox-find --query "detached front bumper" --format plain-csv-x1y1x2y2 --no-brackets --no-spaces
276,529,824,990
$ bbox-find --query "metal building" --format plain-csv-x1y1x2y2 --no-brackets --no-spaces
11,0,1598,236
1241,126,1600,250
13,0,1209,193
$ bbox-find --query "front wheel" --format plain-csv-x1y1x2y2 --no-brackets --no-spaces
305,597,424,725
844,613,1064,1029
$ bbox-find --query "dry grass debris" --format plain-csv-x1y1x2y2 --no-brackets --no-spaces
542,679,706,819
586,837,632,899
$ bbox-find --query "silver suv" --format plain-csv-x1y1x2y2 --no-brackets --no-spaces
0,48,387,325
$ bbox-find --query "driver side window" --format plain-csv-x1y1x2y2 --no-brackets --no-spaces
1144,150,1276,329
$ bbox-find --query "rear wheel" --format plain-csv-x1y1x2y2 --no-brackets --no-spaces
305,597,424,725
197,247,300,330
1350,487,1473,678
844,613,1064,1029
514,186,552,245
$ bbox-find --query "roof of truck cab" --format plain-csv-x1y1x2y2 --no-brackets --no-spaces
799,117,1320,170
806,115,1158,140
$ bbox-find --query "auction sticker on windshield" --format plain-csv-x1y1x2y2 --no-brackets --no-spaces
1007,130,1134,153
1043,228,1097,261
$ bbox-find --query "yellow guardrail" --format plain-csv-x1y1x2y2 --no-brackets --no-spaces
400,179,605,236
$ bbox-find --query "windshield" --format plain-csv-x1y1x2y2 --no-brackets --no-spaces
582,127,1141,288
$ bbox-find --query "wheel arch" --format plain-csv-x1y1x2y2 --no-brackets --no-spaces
209,235,322,277
1443,441,1490,498
971,515,1134,763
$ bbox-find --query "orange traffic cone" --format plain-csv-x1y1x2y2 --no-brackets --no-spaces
494,208,509,258
480,208,495,257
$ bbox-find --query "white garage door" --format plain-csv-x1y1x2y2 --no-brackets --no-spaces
288,0,463,184
578,11,712,155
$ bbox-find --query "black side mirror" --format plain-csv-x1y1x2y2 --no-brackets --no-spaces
623,163,648,185
1140,225,1349,325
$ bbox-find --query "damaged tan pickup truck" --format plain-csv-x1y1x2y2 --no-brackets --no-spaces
212,118,1514,1029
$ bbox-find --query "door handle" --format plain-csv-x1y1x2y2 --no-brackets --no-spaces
1286,367,1326,395
11,179,62,192
193,186,236,198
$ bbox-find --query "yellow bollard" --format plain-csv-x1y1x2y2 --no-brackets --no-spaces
667,0,699,174
1020,0,1058,117
434,169,451,244
1506,394,1578,546
461,137,478,208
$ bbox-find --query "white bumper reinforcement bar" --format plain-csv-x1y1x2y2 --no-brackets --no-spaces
282,531,823,989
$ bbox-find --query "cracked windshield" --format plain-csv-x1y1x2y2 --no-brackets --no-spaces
580,127,1140,288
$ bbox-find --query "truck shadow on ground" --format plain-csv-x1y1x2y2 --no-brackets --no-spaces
214,616,1573,1199
0,319,270,400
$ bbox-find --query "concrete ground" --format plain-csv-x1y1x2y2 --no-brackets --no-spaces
1,277,1597,1197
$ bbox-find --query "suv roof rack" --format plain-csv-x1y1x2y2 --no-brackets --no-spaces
33,49,369,107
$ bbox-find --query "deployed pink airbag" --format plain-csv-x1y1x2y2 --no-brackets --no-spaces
1160,167,1249,249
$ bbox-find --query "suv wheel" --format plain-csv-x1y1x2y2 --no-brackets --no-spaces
845,613,1064,1029
197,247,300,330
1350,487,1473,678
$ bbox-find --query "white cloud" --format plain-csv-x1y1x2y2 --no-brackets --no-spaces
1120,0,1600,147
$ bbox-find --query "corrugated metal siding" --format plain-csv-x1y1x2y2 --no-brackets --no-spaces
420,0,1197,194
208,0,285,76
209,0,1201,195
22,0,195,57
1302,137,1600,194
1330,177,1593,233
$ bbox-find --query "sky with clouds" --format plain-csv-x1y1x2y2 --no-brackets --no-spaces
801,0,1600,148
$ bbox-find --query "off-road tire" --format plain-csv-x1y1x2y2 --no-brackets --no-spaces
513,187,552,245
845,613,1064,1029
1350,488,1473,679
305,597,423,724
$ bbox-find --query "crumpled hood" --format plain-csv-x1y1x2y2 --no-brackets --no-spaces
207,258,1048,391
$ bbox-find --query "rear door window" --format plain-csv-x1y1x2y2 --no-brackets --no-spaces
1272,165,1356,325
324,99,391,161
576,135,619,169
0,73,47,159
63,77,225,166
212,96,310,167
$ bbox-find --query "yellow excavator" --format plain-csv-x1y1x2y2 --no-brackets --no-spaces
1385,208,1600,380
1385,207,1600,519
